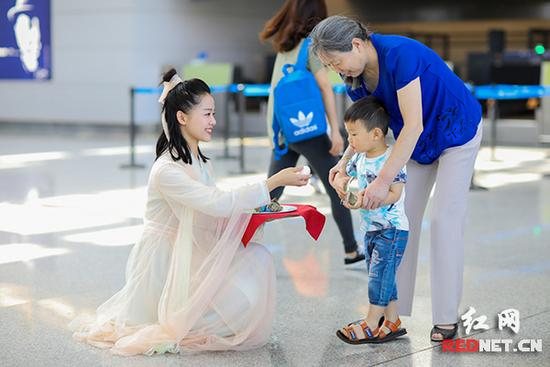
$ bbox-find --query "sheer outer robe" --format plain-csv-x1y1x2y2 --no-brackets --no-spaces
71,152,273,355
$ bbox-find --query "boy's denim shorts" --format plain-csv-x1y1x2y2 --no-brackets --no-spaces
364,227,409,307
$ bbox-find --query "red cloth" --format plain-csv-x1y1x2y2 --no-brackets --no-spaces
242,204,326,247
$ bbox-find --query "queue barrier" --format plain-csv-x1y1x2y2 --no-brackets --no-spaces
123,83,346,172
471,85,550,160
123,84,550,171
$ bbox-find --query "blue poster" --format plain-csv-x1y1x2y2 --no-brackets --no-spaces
0,0,51,80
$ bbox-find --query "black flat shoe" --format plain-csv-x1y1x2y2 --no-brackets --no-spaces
344,252,365,265
431,323,458,342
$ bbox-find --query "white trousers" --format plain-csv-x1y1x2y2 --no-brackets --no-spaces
396,122,482,324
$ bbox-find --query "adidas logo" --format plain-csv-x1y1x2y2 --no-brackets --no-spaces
293,125,318,136
289,111,314,128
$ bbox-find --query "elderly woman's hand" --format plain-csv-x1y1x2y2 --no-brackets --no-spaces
328,160,347,188
332,172,350,198
361,177,390,210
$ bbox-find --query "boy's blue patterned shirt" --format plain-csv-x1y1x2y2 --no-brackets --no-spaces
346,147,409,232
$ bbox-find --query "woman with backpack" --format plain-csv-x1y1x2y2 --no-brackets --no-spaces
260,0,363,265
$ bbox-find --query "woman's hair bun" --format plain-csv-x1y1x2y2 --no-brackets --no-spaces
162,68,177,83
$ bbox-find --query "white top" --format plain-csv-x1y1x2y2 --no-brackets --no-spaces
71,151,276,355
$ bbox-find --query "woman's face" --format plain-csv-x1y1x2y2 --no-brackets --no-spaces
318,38,368,78
179,93,216,143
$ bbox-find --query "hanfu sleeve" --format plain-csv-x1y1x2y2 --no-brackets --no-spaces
156,162,270,217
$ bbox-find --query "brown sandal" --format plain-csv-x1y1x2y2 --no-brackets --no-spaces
375,318,408,343
336,319,380,344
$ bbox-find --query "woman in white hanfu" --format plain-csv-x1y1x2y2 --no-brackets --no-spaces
71,69,311,356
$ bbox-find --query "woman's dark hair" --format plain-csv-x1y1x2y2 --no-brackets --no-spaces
155,68,211,164
344,96,389,135
259,0,327,53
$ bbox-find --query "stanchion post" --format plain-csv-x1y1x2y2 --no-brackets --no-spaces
487,98,498,161
121,87,145,169
224,89,231,157
218,88,237,159
340,90,347,120
130,87,137,166
230,84,255,174
238,87,245,173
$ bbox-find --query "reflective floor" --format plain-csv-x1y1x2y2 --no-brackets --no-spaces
1,130,549,367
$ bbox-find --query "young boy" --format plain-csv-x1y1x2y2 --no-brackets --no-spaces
335,96,409,344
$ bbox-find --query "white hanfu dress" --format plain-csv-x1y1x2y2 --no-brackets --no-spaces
71,152,275,356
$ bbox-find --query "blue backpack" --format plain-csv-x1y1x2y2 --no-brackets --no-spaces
272,38,327,159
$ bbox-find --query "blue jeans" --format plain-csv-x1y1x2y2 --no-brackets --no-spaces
364,227,409,307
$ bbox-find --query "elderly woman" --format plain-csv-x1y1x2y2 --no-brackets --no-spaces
310,15,482,342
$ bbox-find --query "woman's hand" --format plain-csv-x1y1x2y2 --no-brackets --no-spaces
328,130,344,157
328,160,347,188
361,177,390,210
329,146,355,187
332,172,350,198
266,166,311,192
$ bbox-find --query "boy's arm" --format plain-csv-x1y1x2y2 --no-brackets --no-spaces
382,182,404,206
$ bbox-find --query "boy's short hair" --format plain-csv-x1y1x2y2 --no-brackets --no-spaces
344,96,389,135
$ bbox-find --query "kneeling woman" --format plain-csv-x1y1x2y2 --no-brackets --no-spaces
71,69,310,356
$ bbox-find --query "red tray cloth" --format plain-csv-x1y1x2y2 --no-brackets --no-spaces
242,204,326,247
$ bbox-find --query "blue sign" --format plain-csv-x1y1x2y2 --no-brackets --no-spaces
0,0,51,80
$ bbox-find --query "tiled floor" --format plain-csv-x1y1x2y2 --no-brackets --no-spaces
1,130,549,366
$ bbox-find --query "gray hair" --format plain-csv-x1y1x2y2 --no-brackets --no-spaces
309,15,371,56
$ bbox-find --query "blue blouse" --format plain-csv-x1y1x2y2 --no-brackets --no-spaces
345,34,482,164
